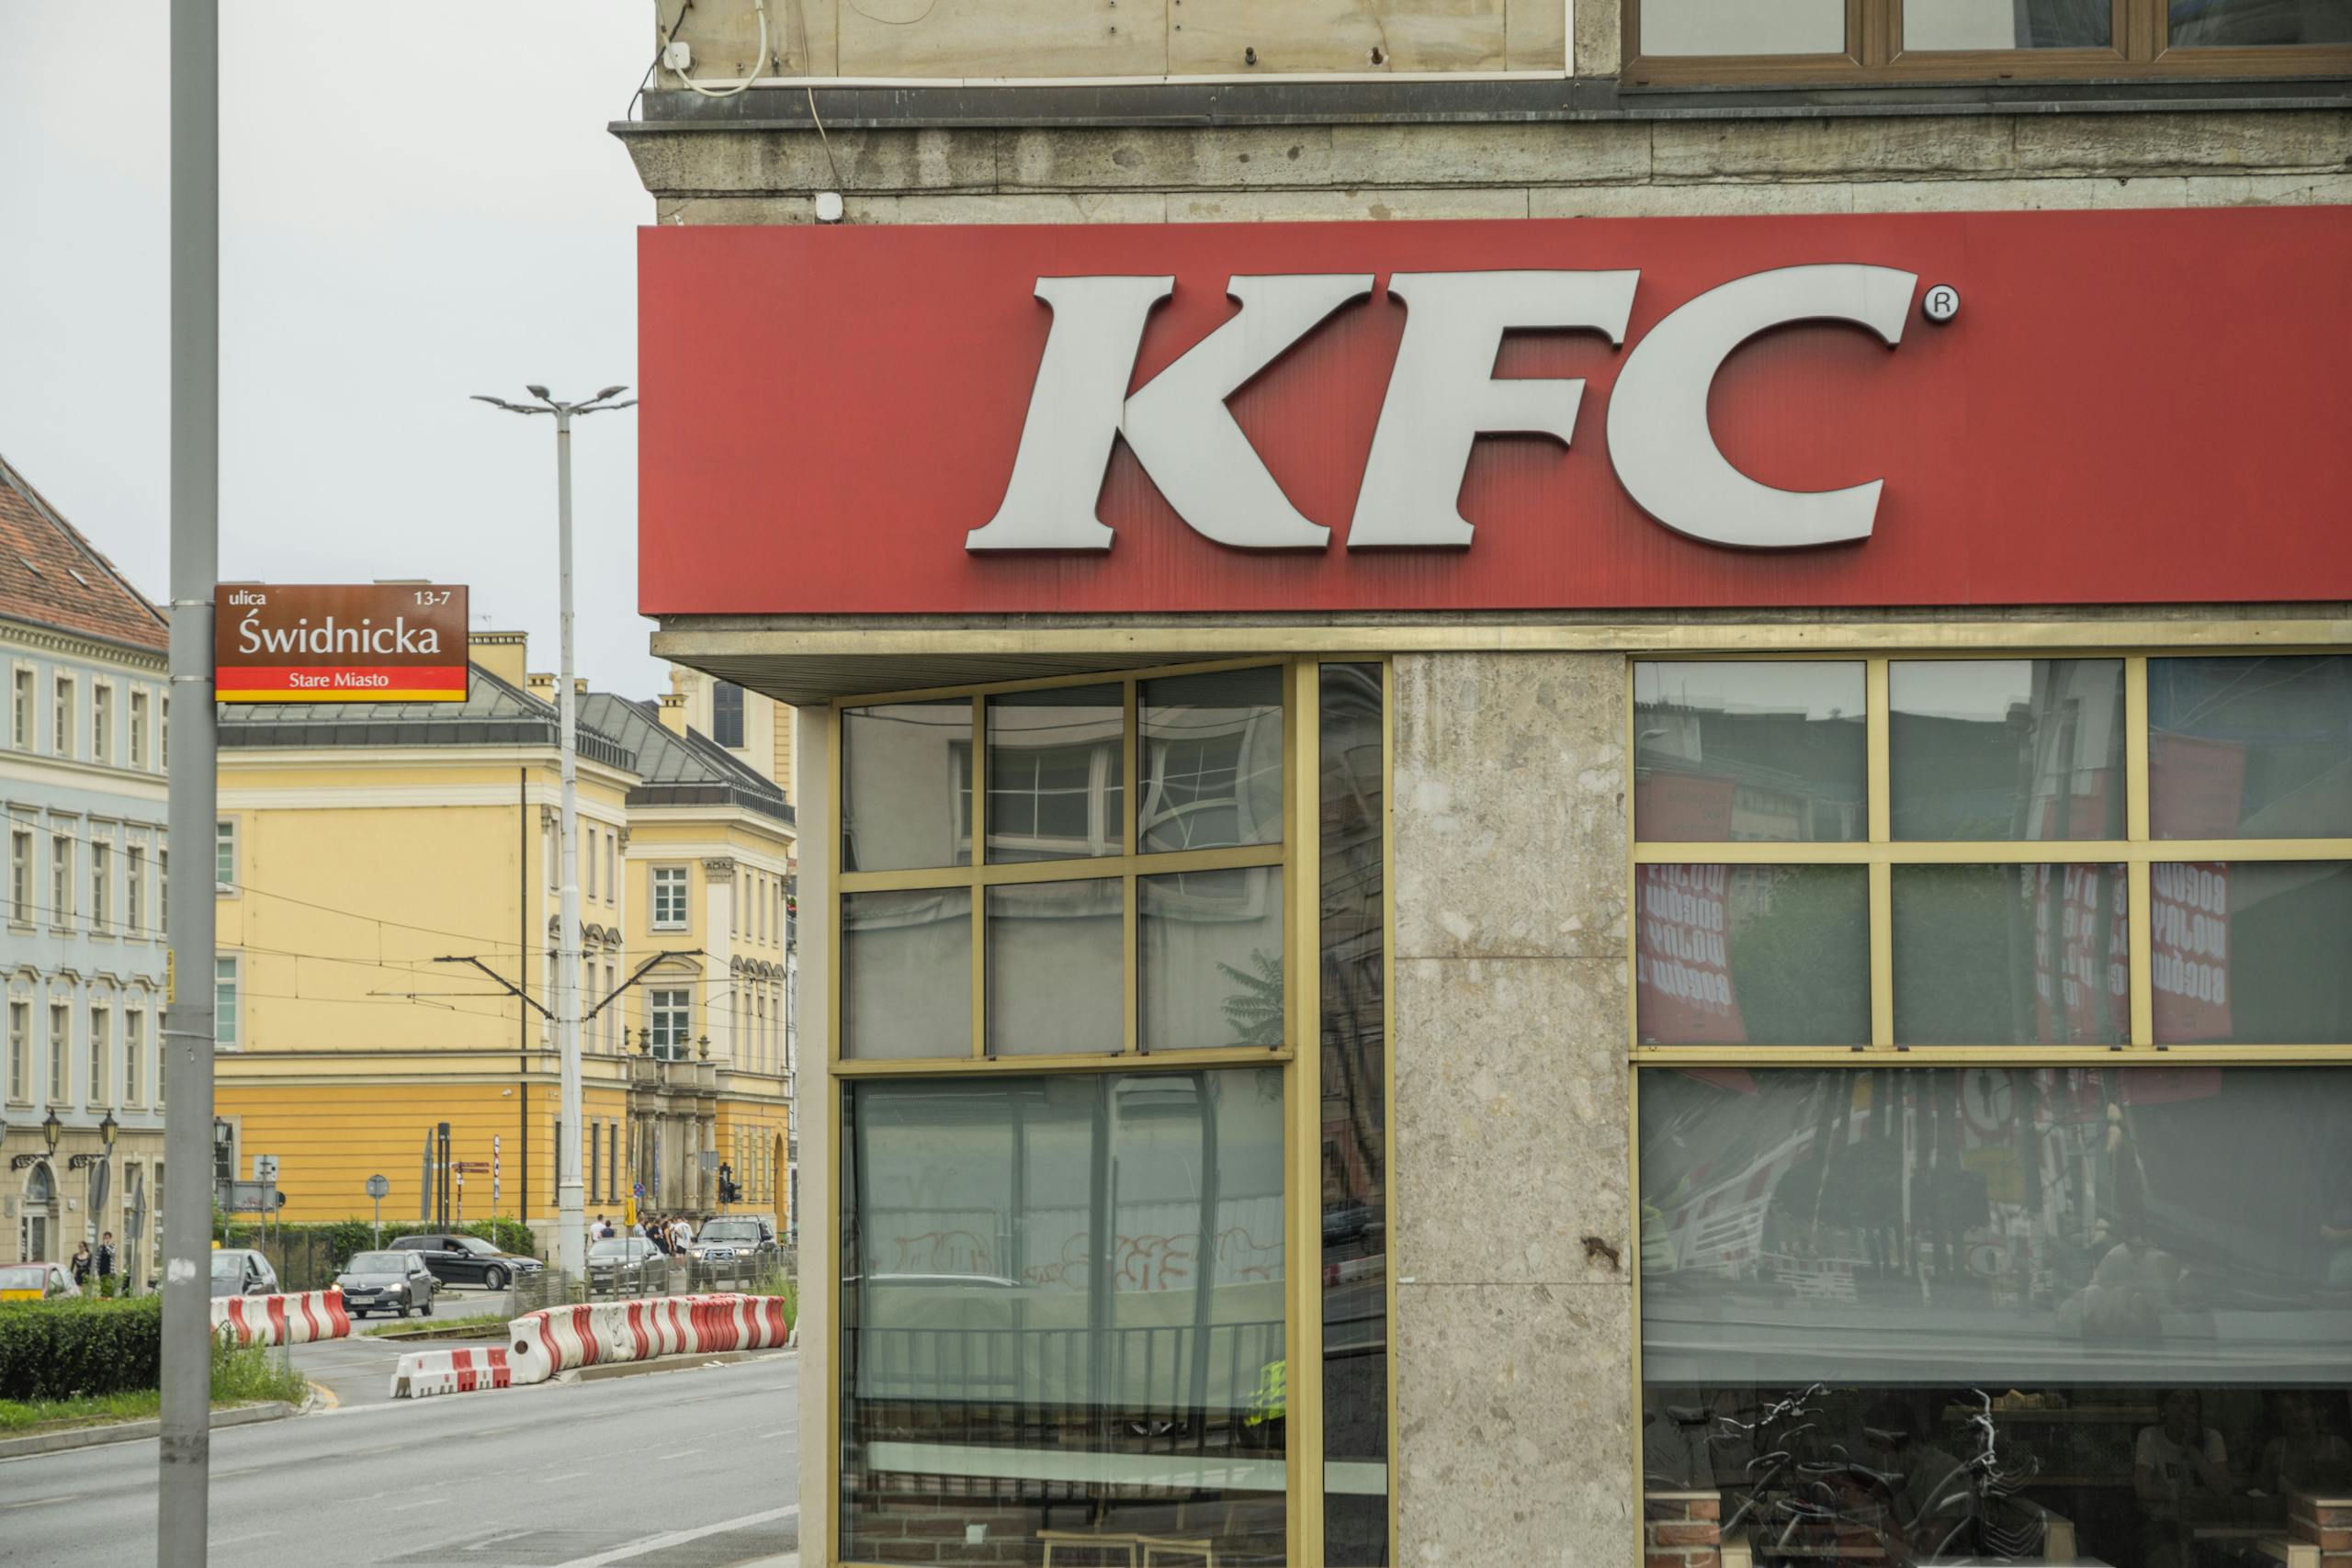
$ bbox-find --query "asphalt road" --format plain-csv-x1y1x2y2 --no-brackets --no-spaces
0,1351,799,1568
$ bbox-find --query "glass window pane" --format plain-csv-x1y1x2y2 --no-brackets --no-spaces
842,888,970,1059
985,878,1123,1056
1641,0,1846,52
842,1069,1287,1565
1893,863,2129,1044
1891,660,2126,840
1636,864,1869,1045
986,684,1123,863
2153,860,2352,1044
2172,0,2352,43
1635,663,1865,843
1905,0,2114,48
842,699,971,874
1140,668,1283,854
2151,655,2352,839
1140,866,1284,1051
1319,663,1389,1565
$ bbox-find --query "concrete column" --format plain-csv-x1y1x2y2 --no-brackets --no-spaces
1389,651,1634,1568
792,704,832,1561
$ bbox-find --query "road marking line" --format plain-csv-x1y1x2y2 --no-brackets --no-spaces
1,1495,76,1510
387,1497,443,1512
755,1428,789,1438
655,1448,704,1460
211,1530,278,1546
540,1503,798,1568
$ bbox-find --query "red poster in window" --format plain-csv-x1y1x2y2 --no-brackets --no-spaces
1636,864,1745,1044
2151,861,2233,1042
2033,864,2127,1043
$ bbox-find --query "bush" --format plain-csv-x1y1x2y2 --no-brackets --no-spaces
0,1296,164,1402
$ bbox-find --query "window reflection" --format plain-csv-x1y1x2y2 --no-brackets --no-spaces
842,887,971,1060
1635,663,1866,843
986,878,1122,1057
1891,660,2126,840
1637,864,1870,1045
1905,0,2114,47
1641,1066,2352,1568
2152,861,2352,1044
2171,0,2352,43
1892,864,2129,1044
1319,663,1388,1565
1140,669,1283,854
1641,0,1845,52
1141,868,1286,1052
842,1070,1288,1567
843,699,973,874
987,684,1124,863
2151,656,2352,840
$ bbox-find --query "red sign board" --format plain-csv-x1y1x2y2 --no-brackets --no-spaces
639,208,2352,618
216,584,468,704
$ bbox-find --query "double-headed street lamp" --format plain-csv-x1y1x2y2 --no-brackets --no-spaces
473,384,636,1281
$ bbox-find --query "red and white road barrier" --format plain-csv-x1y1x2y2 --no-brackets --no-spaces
506,1293,792,1385
210,1287,350,1348
390,1346,513,1399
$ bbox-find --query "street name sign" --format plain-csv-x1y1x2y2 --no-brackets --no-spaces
215,582,469,703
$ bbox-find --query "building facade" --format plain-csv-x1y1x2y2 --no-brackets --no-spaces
211,628,793,1250
616,8,2349,1566
1,453,171,1284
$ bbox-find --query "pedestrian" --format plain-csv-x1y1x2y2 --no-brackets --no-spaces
96,1231,117,1281
670,1215,693,1251
69,1239,93,1287
646,1217,669,1256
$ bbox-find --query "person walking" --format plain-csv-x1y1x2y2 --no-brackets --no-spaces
96,1231,117,1285
69,1239,93,1288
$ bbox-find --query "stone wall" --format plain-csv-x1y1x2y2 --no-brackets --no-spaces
618,110,2352,227
1389,651,1633,1567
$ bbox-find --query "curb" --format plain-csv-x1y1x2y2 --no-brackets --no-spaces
0,1398,303,1461
554,1348,771,1384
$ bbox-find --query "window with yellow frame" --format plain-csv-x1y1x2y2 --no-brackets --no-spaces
1630,650,2352,1568
828,659,1396,1568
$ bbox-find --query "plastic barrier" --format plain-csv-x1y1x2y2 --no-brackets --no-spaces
210,1287,350,1348
390,1345,513,1399
507,1292,792,1385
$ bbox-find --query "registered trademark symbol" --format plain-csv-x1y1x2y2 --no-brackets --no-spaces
1923,284,1961,324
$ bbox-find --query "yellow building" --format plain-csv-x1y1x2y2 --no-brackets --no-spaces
211,630,794,1251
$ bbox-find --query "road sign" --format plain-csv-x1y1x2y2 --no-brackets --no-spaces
366,1174,390,1200
451,1161,490,1174
252,1154,279,1182
215,582,469,704
222,1180,284,1213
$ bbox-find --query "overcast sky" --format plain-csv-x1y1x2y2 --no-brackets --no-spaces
0,5,667,694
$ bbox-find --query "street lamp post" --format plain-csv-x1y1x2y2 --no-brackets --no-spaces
472,386,634,1283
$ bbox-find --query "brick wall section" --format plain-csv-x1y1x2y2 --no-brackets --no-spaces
1645,1489,1724,1568
2290,1492,2352,1568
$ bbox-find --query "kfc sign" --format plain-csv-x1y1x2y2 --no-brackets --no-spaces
638,209,2352,617
968,265,1917,555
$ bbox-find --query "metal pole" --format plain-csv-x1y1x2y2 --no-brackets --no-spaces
159,2,218,1561
552,409,586,1281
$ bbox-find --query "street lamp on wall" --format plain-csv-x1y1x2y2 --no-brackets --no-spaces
18,1111,62,1170
72,1113,119,1170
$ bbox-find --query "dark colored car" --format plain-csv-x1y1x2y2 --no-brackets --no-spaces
209,1248,279,1299
687,1217,778,1283
335,1249,438,1319
387,1234,544,1291
587,1236,662,1297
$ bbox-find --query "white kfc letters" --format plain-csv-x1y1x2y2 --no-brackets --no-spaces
965,264,1920,555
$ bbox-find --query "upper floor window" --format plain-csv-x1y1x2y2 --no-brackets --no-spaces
648,988,690,1061
50,832,73,928
92,683,113,764
652,864,688,930
129,690,148,769
1624,0,2352,85
215,954,241,1049
604,830,616,906
9,668,29,750
90,840,111,932
7,828,29,925
127,846,145,935
47,1002,69,1104
5,998,28,1103
215,819,237,893
51,675,73,758
713,681,745,749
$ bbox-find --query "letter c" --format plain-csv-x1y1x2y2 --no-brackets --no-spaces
1606,264,1917,548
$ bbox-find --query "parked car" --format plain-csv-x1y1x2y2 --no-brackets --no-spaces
0,1262,79,1303
586,1236,662,1297
687,1217,778,1282
209,1248,279,1298
387,1234,544,1291
334,1249,438,1319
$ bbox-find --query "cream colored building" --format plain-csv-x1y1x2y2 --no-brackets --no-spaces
213,630,793,1250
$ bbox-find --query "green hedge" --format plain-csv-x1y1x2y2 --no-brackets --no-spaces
0,1295,164,1402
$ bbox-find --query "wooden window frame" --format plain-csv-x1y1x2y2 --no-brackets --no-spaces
1625,0,2352,87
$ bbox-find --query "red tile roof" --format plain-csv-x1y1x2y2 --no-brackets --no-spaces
0,452,168,655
